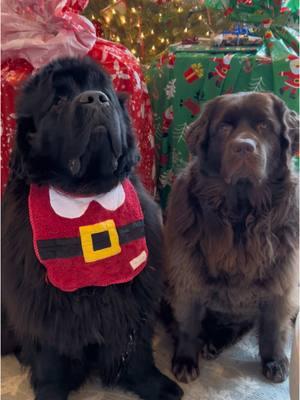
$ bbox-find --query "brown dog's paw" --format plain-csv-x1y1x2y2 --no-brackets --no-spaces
262,356,289,383
172,355,199,383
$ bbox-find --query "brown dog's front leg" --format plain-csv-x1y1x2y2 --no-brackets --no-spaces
171,296,205,383
259,297,291,383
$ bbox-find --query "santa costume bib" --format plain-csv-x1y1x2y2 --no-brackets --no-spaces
28,179,148,292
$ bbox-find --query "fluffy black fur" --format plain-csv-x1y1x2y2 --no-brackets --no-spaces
2,57,183,400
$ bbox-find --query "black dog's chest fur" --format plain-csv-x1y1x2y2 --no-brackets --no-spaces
2,181,160,379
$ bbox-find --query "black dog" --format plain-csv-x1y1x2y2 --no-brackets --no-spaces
2,57,183,400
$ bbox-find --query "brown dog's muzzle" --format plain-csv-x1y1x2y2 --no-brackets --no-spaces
222,134,266,185
231,138,257,158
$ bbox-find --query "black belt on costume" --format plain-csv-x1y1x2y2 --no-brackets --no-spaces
37,220,145,260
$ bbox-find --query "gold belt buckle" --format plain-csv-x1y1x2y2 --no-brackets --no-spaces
79,219,121,263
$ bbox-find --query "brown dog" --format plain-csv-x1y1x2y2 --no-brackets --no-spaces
164,92,299,384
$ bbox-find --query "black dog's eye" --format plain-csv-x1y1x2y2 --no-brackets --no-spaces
257,121,269,130
218,123,232,134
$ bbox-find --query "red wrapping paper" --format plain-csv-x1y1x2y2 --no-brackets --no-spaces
89,40,155,194
1,58,34,191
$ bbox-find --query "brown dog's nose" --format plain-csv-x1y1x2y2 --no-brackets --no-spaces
231,138,256,156
78,90,109,105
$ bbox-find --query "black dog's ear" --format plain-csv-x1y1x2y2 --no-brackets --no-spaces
117,92,130,109
115,94,140,178
271,93,299,155
115,129,140,178
185,98,217,156
9,115,36,180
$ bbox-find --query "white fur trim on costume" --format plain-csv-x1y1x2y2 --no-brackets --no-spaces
130,251,147,270
49,184,125,218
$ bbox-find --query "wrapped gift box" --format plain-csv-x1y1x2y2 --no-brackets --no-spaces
147,0,299,208
148,41,299,208
1,0,156,195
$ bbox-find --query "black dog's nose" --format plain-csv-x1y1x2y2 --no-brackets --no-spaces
231,138,256,156
78,90,109,105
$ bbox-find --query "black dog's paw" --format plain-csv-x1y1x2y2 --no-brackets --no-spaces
35,385,68,400
201,342,221,360
158,375,184,400
262,356,289,383
172,354,199,383
120,366,183,400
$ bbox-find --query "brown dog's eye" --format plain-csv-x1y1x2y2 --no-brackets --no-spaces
219,123,232,134
257,121,268,130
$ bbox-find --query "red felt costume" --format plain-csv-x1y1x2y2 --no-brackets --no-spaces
29,179,148,292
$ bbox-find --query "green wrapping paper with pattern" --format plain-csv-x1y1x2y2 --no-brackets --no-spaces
205,0,299,23
147,0,299,208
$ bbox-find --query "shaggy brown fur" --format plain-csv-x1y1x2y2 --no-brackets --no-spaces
164,92,299,384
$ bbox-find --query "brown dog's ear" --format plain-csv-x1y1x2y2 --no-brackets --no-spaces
185,98,217,156
270,93,299,155
284,108,299,155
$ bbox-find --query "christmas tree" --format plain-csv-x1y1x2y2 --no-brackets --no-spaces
84,0,229,64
